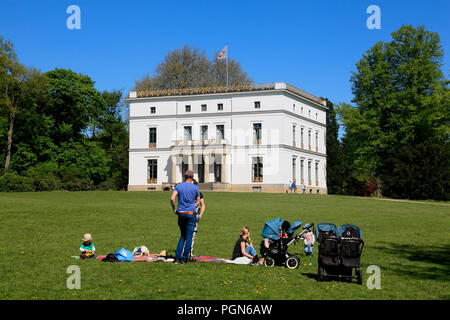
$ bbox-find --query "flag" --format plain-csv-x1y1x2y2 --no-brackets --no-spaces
217,45,228,60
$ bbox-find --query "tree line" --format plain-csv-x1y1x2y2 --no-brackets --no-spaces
326,25,449,201
0,36,128,191
1,25,448,200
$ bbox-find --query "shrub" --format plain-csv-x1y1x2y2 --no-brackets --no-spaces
0,172,35,192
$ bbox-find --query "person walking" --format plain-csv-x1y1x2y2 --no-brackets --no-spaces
170,170,201,264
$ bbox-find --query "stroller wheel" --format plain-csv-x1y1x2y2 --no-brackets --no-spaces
356,269,363,285
285,256,300,269
318,265,324,282
264,256,275,267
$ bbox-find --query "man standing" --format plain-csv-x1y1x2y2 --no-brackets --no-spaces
170,170,200,264
189,179,206,259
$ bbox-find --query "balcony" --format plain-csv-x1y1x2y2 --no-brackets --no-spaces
172,139,230,146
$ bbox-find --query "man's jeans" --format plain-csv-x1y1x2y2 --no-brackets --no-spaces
176,214,197,262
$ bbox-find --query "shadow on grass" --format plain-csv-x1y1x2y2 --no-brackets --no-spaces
372,242,450,281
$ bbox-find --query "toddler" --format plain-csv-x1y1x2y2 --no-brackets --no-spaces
79,233,96,259
303,226,315,257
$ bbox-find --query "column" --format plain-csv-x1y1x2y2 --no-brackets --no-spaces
221,153,227,183
188,154,193,171
204,154,209,183
171,155,177,183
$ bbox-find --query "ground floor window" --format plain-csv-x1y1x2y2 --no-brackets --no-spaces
308,160,311,185
147,159,157,184
315,162,319,186
252,157,263,182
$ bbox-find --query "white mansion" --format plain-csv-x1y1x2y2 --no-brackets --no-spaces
126,83,328,193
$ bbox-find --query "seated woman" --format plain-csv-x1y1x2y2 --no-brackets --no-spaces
231,227,259,265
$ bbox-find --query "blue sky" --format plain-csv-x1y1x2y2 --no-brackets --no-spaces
1,0,449,110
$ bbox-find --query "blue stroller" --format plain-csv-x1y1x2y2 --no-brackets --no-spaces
315,223,364,284
260,218,314,269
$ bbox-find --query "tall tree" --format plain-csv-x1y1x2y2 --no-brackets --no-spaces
338,25,449,199
324,98,344,194
43,68,106,144
134,44,252,91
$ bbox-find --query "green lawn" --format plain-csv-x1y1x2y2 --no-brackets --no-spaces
0,191,449,300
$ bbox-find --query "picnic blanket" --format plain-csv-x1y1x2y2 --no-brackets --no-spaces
94,253,174,262
191,255,231,263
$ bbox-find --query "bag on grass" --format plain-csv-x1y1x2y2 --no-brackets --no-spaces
115,248,134,262
102,253,118,262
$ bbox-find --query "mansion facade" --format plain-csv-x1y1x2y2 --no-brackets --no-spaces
126,82,327,193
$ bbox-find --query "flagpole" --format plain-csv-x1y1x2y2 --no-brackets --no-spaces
226,54,229,87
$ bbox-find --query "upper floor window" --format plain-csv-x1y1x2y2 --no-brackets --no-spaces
184,126,192,141
201,104,207,112
315,131,319,152
292,125,296,147
216,125,225,141
253,123,262,145
150,107,156,114
217,103,224,111
149,128,157,148
201,125,208,141
185,105,191,112
254,101,261,109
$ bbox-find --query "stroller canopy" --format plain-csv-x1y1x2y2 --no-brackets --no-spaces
261,218,302,241
337,224,363,239
315,223,338,236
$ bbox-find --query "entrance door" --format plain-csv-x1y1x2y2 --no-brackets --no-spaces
214,162,221,182
198,156,205,183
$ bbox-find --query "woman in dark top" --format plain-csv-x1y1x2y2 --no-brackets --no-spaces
232,227,258,264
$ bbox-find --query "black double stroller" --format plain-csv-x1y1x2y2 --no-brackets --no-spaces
315,223,364,284
259,218,314,270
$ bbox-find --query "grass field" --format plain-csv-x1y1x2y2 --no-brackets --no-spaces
0,191,449,300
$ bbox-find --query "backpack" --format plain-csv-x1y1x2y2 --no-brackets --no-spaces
115,248,134,262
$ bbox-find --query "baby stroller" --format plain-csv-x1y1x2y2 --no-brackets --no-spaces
315,223,364,284
260,218,314,269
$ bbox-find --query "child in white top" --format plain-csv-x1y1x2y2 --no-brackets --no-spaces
303,226,315,257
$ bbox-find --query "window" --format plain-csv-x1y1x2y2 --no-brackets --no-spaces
217,103,223,111
253,123,262,145
252,157,263,182
149,128,157,148
301,106,303,114
308,129,311,150
300,159,304,184
316,112,318,120
216,125,224,141
201,125,208,141
292,125,296,147
308,161,312,185
147,159,157,184
292,158,296,181
254,101,261,109
201,104,207,112
185,105,191,112
315,162,319,186
150,107,156,114
301,127,304,148
293,104,295,112
308,110,311,118
315,131,319,152
184,126,192,142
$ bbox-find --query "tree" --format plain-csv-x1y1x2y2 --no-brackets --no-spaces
0,36,26,172
324,98,344,194
338,25,449,199
43,68,106,144
134,44,252,91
